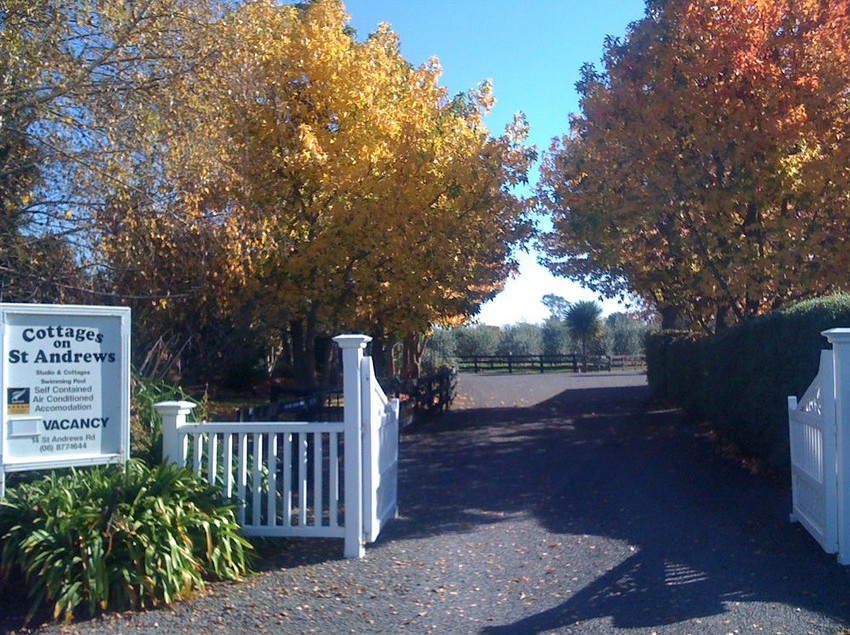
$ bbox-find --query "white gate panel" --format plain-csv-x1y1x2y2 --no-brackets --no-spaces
789,350,838,553
361,357,399,543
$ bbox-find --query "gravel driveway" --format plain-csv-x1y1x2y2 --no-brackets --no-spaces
6,372,850,634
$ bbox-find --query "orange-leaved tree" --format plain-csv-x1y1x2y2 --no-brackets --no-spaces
539,0,850,331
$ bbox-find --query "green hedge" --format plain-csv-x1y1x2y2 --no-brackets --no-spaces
646,293,850,469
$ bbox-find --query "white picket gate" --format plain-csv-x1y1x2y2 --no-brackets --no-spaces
361,353,400,542
788,328,850,564
788,350,838,553
154,334,399,559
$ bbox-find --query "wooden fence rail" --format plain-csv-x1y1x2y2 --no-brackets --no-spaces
386,366,457,425
238,368,457,428
238,389,343,423
457,353,645,374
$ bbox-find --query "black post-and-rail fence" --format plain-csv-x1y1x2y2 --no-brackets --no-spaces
236,355,642,424
238,389,346,423
457,353,646,374
237,366,457,427
384,366,457,425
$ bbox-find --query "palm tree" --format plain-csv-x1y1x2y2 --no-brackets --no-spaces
565,300,603,366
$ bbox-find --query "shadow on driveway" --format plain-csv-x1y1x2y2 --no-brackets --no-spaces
386,373,850,632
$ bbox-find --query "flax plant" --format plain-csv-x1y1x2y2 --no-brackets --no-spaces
0,460,252,623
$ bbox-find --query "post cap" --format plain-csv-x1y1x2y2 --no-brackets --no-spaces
823,328,850,345
152,400,197,415
333,334,373,349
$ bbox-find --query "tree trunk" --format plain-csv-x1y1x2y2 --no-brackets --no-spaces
402,332,425,379
370,326,390,378
319,337,341,388
660,306,685,330
289,317,318,391
387,342,397,378
715,304,730,333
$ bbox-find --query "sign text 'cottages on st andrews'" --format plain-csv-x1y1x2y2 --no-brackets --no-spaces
0,304,130,493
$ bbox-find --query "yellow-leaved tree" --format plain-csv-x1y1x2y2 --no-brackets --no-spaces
218,0,534,382
0,0,219,305
98,0,534,385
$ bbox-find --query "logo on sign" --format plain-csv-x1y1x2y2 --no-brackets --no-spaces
7,387,30,415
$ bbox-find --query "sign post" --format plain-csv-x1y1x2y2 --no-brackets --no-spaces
0,304,131,496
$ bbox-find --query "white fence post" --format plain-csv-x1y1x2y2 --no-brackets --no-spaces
823,328,850,564
333,334,372,559
153,400,197,466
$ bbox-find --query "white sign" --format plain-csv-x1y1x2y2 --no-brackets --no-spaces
0,304,130,488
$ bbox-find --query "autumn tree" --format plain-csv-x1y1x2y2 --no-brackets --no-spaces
5,0,532,387
52,0,284,384
539,0,850,332
165,0,534,385
0,0,219,266
0,13,80,302
0,107,42,300
0,0,247,381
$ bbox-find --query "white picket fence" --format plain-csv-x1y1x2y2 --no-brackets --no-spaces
788,328,850,564
154,334,399,559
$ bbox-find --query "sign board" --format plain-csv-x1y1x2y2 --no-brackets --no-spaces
0,304,130,492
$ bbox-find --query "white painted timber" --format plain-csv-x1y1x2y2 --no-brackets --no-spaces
155,333,398,560
788,329,850,564
788,350,837,553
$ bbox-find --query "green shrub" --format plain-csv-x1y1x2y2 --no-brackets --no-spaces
0,460,252,623
646,293,850,469
131,375,207,466
542,317,572,355
453,324,502,357
497,323,544,356
421,328,458,374
605,312,652,356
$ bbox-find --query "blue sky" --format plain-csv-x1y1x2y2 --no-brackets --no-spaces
343,0,647,325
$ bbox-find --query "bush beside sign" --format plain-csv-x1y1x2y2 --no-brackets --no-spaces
0,304,130,494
